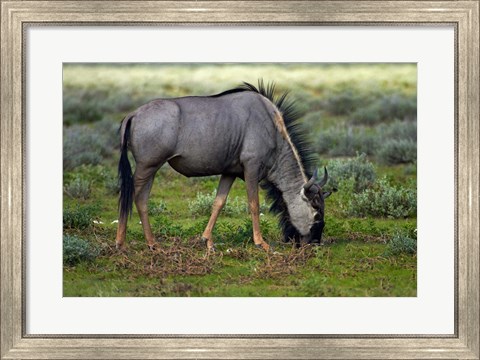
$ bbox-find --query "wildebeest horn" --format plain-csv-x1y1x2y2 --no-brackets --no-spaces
303,168,318,191
318,167,328,187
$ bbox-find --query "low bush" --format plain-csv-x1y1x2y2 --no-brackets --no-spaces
188,191,247,217
104,174,120,195
188,191,217,217
148,200,168,216
64,127,107,170
327,153,376,192
348,178,416,218
64,176,91,200
322,89,368,116
63,87,137,126
63,204,97,229
63,234,100,266
63,88,105,125
384,230,417,256
214,218,280,244
315,126,378,157
63,120,119,171
301,110,324,133
350,93,416,125
378,119,417,141
63,131,103,170
377,139,417,165
152,215,185,238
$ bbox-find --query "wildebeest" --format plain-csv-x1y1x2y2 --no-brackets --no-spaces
115,81,333,251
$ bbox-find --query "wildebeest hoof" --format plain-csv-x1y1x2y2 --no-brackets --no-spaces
202,237,216,252
255,243,271,252
115,243,125,251
310,240,321,246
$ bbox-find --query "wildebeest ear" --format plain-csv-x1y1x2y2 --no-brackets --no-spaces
323,187,338,199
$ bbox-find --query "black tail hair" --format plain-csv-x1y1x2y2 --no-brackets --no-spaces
118,116,134,220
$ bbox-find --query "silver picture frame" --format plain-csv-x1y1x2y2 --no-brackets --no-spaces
1,1,478,358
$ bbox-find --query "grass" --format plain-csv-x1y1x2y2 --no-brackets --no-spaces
64,238,416,297
63,63,417,297
63,164,417,297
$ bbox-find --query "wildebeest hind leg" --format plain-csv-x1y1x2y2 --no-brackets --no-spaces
201,175,235,251
134,163,162,249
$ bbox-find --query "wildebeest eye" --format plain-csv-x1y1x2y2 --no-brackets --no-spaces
308,193,323,210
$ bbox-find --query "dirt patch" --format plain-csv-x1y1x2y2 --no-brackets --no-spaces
110,237,223,277
252,244,318,279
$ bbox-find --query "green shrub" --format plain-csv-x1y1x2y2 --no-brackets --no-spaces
188,191,247,217
214,219,251,244
350,93,416,125
188,191,216,217
301,110,324,133
63,204,97,229
328,153,376,192
63,133,103,170
377,93,416,121
64,176,91,199
63,87,137,126
63,120,118,171
378,139,417,165
63,88,105,125
148,200,167,216
64,126,107,170
348,178,416,218
258,200,270,215
225,197,248,216
315,126,378,157
63,234,100,266
323,89,367,116
378,120,417,141
403,162,417,176
384,231,417,256
152,215,185,238
104,175,120,195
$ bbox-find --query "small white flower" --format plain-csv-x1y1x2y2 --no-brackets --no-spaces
111,220,119,224
139,221,142,225
93,220,104,225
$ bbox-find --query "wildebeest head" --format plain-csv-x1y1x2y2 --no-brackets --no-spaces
301,167,335,244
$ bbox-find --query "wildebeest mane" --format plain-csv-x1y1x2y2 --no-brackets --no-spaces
212,80,317,242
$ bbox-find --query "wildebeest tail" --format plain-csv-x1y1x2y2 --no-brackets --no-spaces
118,115,134,220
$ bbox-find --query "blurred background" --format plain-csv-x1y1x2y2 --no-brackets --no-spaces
63,63,417,297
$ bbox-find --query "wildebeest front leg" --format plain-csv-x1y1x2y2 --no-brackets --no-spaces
201,175,235,251
244,170,270,251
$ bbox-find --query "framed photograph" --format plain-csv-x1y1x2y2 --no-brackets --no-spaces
1,1,479,358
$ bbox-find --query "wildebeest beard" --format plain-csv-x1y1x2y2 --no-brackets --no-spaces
281,216,325,246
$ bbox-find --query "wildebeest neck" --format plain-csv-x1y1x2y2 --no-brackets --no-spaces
266,140,315,236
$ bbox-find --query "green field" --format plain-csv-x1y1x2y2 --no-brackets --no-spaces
63,63,417,297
